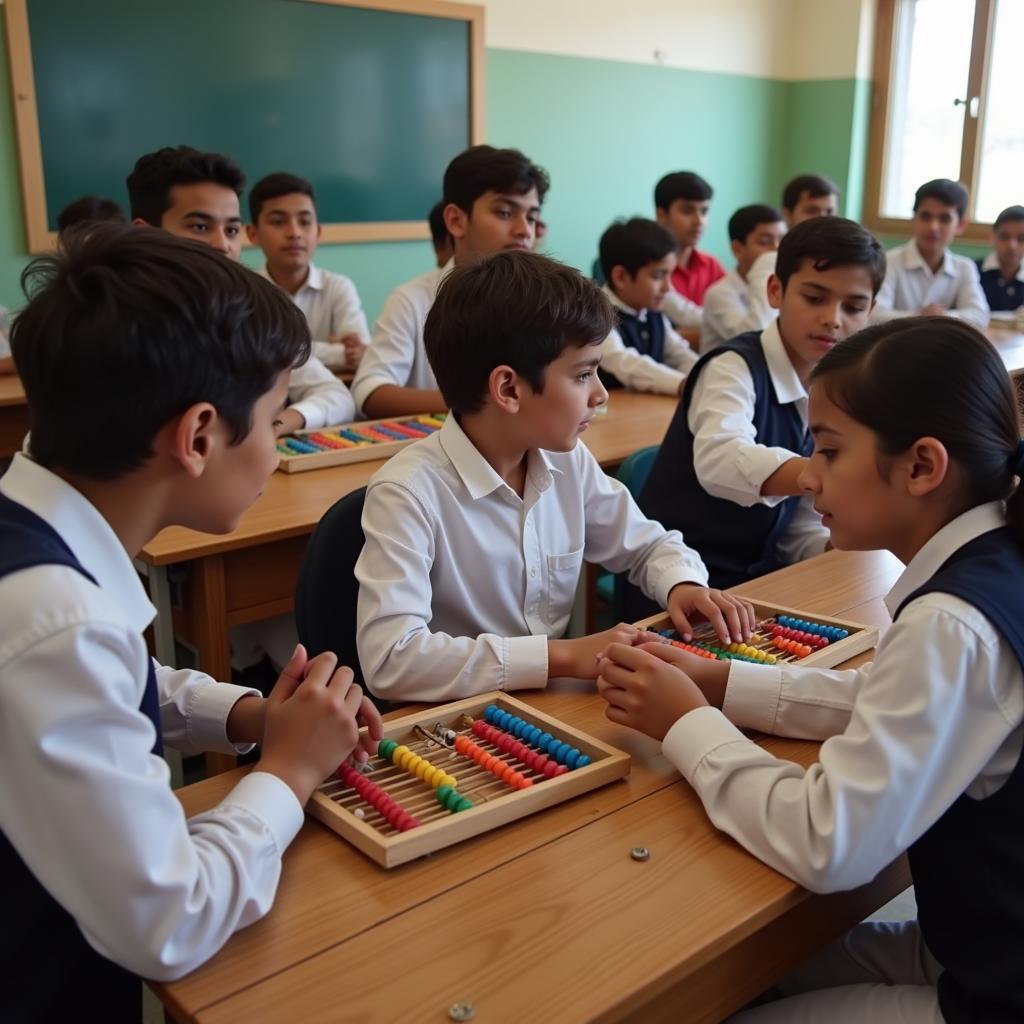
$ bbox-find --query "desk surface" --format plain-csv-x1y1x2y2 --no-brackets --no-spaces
0,373,26,407
154,547,906,1024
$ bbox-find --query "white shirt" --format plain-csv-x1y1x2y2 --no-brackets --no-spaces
686,321,828,564
350,260,452,413
664,502,1024,894
0,454,304,981
722,249,780,343
598,285,698,395
661,288,703,332
700,267,766,353
355,414,708,702
261,264,369,372
873,241,990,328
287,351,355,429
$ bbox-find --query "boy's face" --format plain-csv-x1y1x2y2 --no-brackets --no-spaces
156,182,243,261
768,260,875,378
447,188,540,259
247,192,320,275
993,219,1024,274
657,199,709,251
912,197,964,259
517,343,608,453
610,253,676,312
732,221,786,277
785,190,838,228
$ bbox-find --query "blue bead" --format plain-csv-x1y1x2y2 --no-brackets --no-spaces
554,741,571,763
538,732,554,752
514,719,527,738
837,629,849,639
576,754,591,768
528,726,542,745
496,711,509,730
565,749,580,769
484,704,499,722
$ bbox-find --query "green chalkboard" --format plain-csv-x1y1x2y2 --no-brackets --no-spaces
22,0,475,234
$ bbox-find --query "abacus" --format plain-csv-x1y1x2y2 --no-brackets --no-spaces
308,693,630,868
635,599,877,670
276,413,447,472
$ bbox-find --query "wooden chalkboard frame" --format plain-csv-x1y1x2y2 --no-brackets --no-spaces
5,0,485,253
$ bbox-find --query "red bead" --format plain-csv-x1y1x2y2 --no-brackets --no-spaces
552,764,569,777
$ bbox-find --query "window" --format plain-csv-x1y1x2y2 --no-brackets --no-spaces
865,0,1024,239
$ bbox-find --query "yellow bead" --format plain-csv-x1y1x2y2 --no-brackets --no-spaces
423,765,439,786
399,751,414,771
415,760,431,781
439,773,456,788
393,744,409,763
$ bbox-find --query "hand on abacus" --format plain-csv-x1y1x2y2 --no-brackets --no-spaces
634,641,729,709
596,642,708,740
665,583,756,645
548,622,653,680
337,333,367,370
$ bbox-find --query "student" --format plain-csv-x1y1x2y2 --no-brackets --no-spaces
597,317,1024,1022
127,146,354,433
0,224,382,1019
977,204,1024,312
639,217,885,590
428,200,454,268
247,172,369,373
700,204,786,352
351,145,548,419
354,251,753,702
596,217,697,395
873,178,989,328
56,194,126,234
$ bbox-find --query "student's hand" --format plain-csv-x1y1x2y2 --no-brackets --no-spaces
666,583,756,645
632,640,730,708
258,645,385,804
919,303,947,317
339,333,367,371
548,622,655,680
597,642,708,741
274,407,307,437
225,694,268,746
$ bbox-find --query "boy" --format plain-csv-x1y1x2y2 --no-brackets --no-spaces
127,146,354,433
700,204,786,352
0,224,381,1019
351,145,549,419
56,194,125,234
873,178,989,327
639,217,885,590
428,200,454,268
247,172,369,373
354,251,752,703
978,204,1024,312
597,217,697,395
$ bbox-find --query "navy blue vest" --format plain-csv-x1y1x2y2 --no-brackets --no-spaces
638,331,811,589
0,492,163,1022
896,526,1024,1024
600,307,668,390
976,260,1023,312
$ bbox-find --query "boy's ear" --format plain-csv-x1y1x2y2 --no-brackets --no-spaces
245,223,259,244
443,202,468,240
766,273,783,311
163,402,221,479
609,264,631,292
955,216,969,236
654,207,669,227
730,239,745,263
488,364,523,414
902,436,950,497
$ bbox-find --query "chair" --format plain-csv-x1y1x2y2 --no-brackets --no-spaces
294,486,392,713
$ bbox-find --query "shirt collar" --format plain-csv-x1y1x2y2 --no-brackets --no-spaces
0,453,156,633
884,501,1007,616
981,251,1024,282
761,320,807,406
260,263,323,292
602,283,648,322
905,241,954,278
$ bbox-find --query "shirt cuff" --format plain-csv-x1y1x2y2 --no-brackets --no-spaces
352,372,397,412
662,705,750,783
216,771,305,855
654,565,710,608
503,634,550,690
732,445,802,507
288,398,326,430
188,681,263,754
721,660,783,733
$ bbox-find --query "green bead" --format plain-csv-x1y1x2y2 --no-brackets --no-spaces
378,739,396,759
454,796,474,812
436,784,453,805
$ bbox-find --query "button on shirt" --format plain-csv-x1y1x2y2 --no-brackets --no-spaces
873,241,990,327
663,502,1024,894
686,321,828,564
350,259,453,413
355,414,709,702
0,454,304,980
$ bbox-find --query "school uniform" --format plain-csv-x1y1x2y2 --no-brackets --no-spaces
976,252,1024,312
287,351,355,428
591,259,701,331
350,259,453,414
0,453,303,1019
873,241,990,328
672,502,1024,1023
699,267,778,352
355,413,708,702
671,247,726,305
639,323,827,589
598,285,697,394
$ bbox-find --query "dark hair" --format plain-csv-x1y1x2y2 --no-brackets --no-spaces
126,145,245,225
782,174,839,213
424,251,613,414
443,145,550,213
994,205,1024,229
654,172,713,211
56,195,125,233
249,172,315,224
428,201,450,247
812,317,1024,545
728,204,785,243
913,178,968,218
598,217,677,282
775,216,886,294
10,222,310,479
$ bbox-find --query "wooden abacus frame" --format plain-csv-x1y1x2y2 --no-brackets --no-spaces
634,598,878,670
275,413,446,473
308,693,631,868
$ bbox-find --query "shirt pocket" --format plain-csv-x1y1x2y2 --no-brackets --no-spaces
546,547,585,627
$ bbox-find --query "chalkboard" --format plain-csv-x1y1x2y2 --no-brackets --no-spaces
6,0,484,251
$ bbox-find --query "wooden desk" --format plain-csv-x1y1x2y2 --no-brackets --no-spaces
152,548,908,1024
0,374,27,459
137,392,678,682
986,323,1024,381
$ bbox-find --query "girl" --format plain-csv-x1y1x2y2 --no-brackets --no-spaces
596,316,1024,1023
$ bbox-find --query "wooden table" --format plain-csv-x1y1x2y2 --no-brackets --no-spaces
152,547,908,1024
0,374,27,459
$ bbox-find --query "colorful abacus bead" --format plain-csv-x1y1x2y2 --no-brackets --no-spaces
776,615,848,641
669,640,719,659
770,624,828,649
454,734,533,790
471,720,558,776
377,738,457,790
337,762,420,831
482,705,589,769
725,642,778,663
434,784,474,813
771,636,813,658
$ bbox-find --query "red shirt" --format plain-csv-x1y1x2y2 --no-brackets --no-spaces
671,248,726,305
